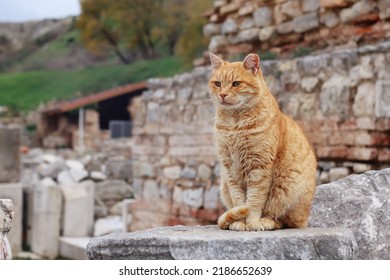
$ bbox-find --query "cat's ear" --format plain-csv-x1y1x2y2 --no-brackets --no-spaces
242,53,260,75
209,52,224,70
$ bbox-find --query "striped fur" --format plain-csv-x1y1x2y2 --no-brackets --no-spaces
209,53,317,231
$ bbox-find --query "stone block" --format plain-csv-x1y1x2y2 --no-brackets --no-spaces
59,237,90,260
293,12,319,33
203,23,221,37
31,183,62,259
0,126,20,182
239,17,254,30
379,0,390,20
95,180,133,206
281,0,302,18
221,18,238,35
375,81,390,117
259,26,275,41
143,180,159,201
340,0,376,23
310,169,390,259
208,35,228,53
320,10,340,28
86,226,356,260
163,166,181,180
0,183,22,254
237,28,260,42
203,185,220,210
93,216,123,237
347,147,378,161
0,199,14,260
105,158,132,180
253,7,273,27
182,188,204,208
301,76,319,92
303,0,320,12
39,158,65,178
353,82,375,117
198,164,212,181
277,21,293,34
320,74,350,119
328,167,350,181
61,180,95,237
320,0,353,8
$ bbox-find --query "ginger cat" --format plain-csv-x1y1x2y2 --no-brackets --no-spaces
208,53,317,231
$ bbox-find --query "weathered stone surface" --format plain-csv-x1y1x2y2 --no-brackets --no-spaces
181,188,204,208
303,0,320,12
0,199,14,260
86,226,356,260
320,74,350,119
39,158,65,178
253,7,273,27
340,0,376,23
379,0,390,20
320,10,340,28
203,23,221,37
281,0,302,18
163,166,181,180
0,126,20,182
239,17,254,30
0,183,22,254
375,80,390,117
208,35,227,53
301,76,319,92
310,169,390,259
259,26,275,41
94,216,123,237
221,18,238,35
96,180,133,204
293,12,319,33
61,180,95,237
352,82,375,117
237,28,260,42
320,0,349,8
31,183,62,259
328,167,350,181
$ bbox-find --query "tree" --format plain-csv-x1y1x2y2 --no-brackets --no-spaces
77,0,212,65
77,0,131,64
175,0,213,66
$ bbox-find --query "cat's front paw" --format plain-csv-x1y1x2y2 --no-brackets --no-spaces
245,218,278,231
245,220,265,231
229,221,246,231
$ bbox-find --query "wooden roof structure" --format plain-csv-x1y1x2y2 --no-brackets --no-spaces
41,81,147,115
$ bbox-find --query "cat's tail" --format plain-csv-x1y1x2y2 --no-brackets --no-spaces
218,205,249,229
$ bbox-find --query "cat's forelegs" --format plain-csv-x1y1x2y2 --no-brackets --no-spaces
245,170,273,231
219,178,247,230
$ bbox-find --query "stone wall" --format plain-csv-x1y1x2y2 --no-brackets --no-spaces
130,40,390,231
203,0,390,58
0,126,20,182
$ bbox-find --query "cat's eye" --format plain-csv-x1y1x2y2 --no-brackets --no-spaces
214,81,221,87
232,81,241,87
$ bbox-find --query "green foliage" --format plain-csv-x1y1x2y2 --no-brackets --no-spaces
77,0,212,65
293,46,313,58
260,51,277,61
0,56,183,112
175,0,213,67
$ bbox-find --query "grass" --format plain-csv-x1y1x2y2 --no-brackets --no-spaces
0,56,184,113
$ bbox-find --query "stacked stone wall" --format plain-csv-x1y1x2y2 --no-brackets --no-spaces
130,41,390,231
203,0,390,59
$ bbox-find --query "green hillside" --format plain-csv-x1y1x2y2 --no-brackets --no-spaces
0,56,184,113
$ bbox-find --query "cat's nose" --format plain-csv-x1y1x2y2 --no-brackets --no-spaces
219,93,227,100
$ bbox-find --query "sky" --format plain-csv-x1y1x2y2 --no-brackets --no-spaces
0,0,81,22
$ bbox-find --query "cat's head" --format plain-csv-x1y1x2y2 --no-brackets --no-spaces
208,53,263,110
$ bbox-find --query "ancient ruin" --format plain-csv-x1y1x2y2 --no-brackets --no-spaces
1,0,390,259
